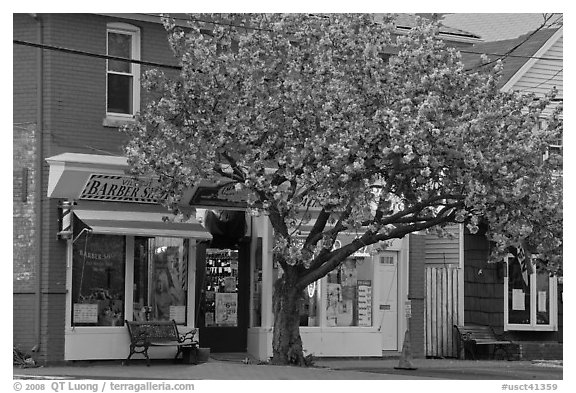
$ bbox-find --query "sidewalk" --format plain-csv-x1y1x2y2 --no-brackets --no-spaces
14,358,431,380
13,354,563,380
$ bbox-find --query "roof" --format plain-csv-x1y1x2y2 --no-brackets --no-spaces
393,13,481,40
460,28,560,88
440,13,562,42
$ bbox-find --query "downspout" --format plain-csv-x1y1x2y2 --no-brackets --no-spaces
31,13,44,355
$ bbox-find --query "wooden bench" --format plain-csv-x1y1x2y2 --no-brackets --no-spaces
454,325,515,360
125,320,198,366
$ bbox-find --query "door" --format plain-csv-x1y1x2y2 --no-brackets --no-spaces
195,242,250,352
377,251,398,350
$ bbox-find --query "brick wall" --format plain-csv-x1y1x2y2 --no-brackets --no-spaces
408,234,426,358
14,13,184,363
13,13,40,355
41,13,179,157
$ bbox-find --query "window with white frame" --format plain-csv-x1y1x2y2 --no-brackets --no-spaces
106,23,140,120
504,253,558,331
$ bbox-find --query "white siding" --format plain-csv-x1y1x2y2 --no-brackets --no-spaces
514,36,563,98
425,225,460,266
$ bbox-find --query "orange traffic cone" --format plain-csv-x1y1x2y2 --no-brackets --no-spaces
394,328,417,370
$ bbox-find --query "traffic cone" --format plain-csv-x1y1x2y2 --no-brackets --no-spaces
394,328,417,370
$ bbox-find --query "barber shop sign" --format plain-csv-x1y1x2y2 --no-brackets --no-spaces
80,174,168,204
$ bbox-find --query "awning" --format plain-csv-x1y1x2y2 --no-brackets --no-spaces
73,202,212,239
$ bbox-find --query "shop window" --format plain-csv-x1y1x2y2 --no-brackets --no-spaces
326,258,374,327
133,237,189,324
72,233,126,326
106,22,140,122
201,249,239,327
504,254,558,330
299,280,321,326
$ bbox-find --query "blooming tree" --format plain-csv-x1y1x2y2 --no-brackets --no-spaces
124,14,562,365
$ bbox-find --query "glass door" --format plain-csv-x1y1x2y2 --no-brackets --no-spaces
196,244,249,352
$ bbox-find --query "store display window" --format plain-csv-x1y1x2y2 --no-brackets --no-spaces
71,233,126,326
133,237,189,324
299,280,321,326
505,254,557,330
326,258,373,327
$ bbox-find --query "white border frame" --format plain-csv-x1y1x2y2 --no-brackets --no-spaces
503,254,558,331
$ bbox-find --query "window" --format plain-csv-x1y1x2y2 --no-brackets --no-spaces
106,23,140,120
72,234,126,326
133,237,189,324
504,253,558,331
299,280,321,326
326,258,374,327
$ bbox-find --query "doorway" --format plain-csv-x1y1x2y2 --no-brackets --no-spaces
195,242,250,352
377,251,399,351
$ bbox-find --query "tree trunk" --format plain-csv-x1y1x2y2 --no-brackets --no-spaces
270,267,306,366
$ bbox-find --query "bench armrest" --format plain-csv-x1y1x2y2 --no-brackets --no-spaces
178,328,197,344
461,332,473,341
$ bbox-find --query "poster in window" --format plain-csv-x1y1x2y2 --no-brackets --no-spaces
538,291,548,312
326,283,341,326
215,293,238,326
340,260,357,301
357,281,372,327
223,276,236,292
512,288,526,311
205,312,215,326
73,303,98,324
337,299,354,326
170,305,186,324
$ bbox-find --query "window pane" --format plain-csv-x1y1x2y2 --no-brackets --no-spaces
107,74,133,114
202,249,239,327
108,32,132,73
72,234,126,326
536,263,550,325
326,258,373,327
299,281,320,326
508,257,531,324
133,237,188,324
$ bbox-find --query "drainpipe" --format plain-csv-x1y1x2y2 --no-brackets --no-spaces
30,13,44,356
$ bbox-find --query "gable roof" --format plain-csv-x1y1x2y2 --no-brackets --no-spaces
460,28,561,89
392,13,481,41
440,13,560,42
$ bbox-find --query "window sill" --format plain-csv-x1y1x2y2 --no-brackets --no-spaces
102,115,136,128
505,324,557,332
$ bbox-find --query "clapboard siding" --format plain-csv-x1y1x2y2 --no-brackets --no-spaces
513,36,563,98
425,225,460,266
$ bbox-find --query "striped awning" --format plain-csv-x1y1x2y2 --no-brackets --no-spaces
73,202,211,239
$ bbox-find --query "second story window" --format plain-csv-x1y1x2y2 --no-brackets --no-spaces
106,23,140,120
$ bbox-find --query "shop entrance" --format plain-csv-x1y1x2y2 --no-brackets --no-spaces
195,243,250,352
377,251,399,351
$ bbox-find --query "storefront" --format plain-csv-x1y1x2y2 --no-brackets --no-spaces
247,217,409,359
47,153,217,360
46,153,412,361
